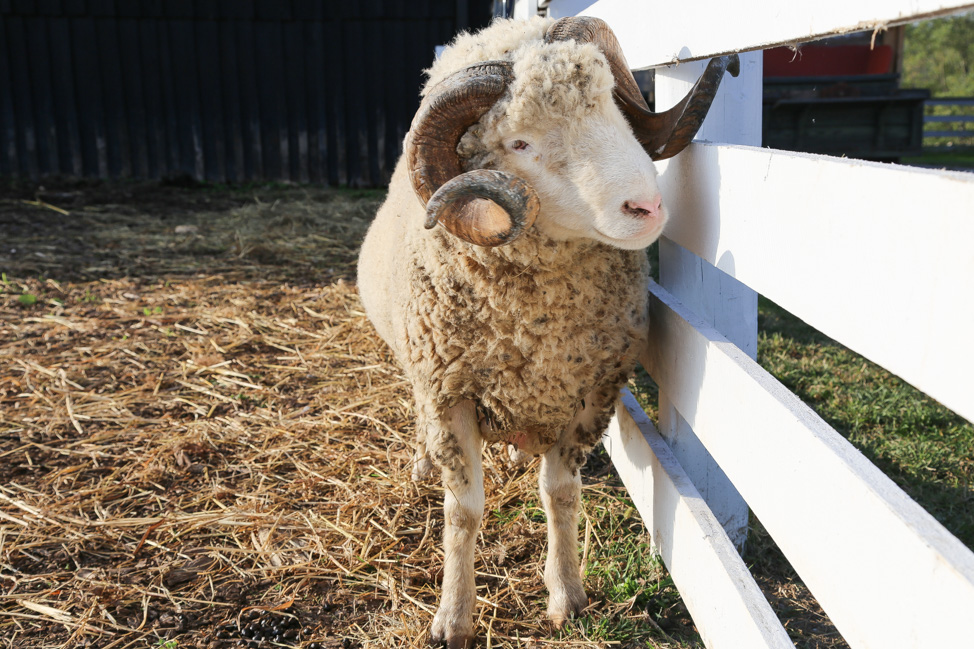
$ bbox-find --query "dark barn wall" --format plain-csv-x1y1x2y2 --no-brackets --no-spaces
0,0,492,186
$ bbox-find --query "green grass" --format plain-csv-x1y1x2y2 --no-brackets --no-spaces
901,149,974,169
583,499,665,610
563,476,700,647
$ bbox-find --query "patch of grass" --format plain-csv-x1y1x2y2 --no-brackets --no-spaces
583,496,658,608
901,149,974,169
1,272,41,307
628,366,659,422
558,468,701,647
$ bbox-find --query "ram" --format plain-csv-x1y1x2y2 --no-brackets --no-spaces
357,15,737,648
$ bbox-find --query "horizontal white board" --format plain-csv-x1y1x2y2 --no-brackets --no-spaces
547,0,974,68
654,144,974,424
641,279,974,649
606,391,795,649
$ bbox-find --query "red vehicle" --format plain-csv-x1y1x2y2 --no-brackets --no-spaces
762,29,929,162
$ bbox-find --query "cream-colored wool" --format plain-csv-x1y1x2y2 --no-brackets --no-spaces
399,188,647,453
423,17,554,94
430,18,618,175
357,16,660,646
361,156,649,437
363,19,648,452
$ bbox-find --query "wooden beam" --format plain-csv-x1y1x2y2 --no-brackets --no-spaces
546,0,974,68
640,279,974,649
606,391,795,649
654,144,974,423
654,54,763,550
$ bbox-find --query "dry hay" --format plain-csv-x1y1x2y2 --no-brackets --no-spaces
0,181,696,649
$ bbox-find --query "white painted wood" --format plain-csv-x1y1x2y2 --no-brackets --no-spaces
546,0,974,69
606,391,796,649
655,242,752,548
641,279,974,649
654,144,974,423
512,0,539,20
653,52,763,550
658,53,764,152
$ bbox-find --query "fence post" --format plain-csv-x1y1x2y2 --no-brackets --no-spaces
654,52,762,551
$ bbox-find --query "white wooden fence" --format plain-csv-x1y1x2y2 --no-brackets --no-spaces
524,1,974,647
924,98,974,149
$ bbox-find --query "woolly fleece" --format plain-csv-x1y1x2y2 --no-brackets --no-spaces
358,17,650,455
427,17,617,172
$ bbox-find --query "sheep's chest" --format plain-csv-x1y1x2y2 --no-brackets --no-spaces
405,231,648,452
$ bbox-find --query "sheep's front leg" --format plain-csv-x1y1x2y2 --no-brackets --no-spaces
540,440,589,627
541,395,607,627
429,401,484,649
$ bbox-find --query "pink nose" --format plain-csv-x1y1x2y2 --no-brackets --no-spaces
622,195,663,219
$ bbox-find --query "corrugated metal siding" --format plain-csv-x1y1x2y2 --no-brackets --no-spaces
0,0,489,186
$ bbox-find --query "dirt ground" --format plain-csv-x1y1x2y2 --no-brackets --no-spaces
0,178,845,649
0,178,710,649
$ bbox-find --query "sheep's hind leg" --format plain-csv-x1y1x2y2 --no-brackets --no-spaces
540,439,589,627
429,401,484,649
507,444,532,468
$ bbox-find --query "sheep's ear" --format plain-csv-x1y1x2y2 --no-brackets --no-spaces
424,169,540,247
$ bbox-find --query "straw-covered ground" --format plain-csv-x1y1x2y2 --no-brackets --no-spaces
18,175,957,648
4,176,966,649
0,179,713,649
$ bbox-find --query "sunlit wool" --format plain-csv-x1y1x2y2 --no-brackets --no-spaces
357,16,665,648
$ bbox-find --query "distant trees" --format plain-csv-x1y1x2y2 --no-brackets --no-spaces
903,13,974,97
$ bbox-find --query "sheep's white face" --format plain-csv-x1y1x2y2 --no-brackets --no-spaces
496,103,666,251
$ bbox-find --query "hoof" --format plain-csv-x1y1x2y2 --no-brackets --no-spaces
430,631,474,649
431,614,474,649
547,585,589,629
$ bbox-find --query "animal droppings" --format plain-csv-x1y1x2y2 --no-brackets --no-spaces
211,610,312,648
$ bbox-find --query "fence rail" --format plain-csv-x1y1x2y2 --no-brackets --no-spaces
655,144,974,423
636,273,974,648
545,0,974,647
923,98,974,147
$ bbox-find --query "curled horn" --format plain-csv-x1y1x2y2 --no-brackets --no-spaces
545,16,740,160
406,61,540,247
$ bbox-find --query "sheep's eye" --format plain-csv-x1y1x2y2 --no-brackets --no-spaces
511,140,530,152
